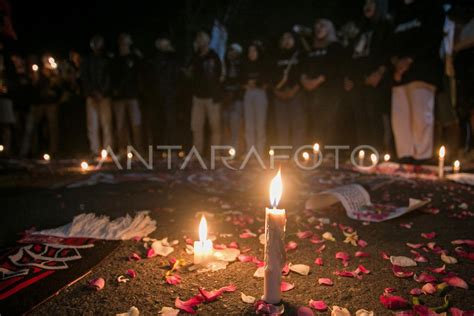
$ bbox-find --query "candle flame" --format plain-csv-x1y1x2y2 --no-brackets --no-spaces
370,153,378,164
384,154,390,162
454,160,460,168
302,151,309,161
269,169,283,207
358,150,365,159
101,149,107,159
43,153,50,161
313,143,319,152
81,161,89,170
439,146,445,158
198,215,208,241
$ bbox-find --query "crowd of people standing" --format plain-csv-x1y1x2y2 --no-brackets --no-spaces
1,0,473,164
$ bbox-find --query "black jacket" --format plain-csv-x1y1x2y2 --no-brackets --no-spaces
81,53,111,97
110,53,142,99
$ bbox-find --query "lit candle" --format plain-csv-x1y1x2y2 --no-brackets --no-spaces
302,151,310,162
127,152,133,159
101,149,108,159
32,64,39,72
370,153,378,166
269,149,275,157
383,154,390,162
313,143,319,154
0,144,4,152
43,153,51,161
193,216,213,265
358,150,365,166
80,161,89,171
263,170,286,304
438,146,445,178
453,160,460,173
229,147,236,157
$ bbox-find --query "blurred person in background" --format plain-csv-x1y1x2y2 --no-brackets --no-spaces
241,41,268,155
81,35,113,158
345,0,392,152
188,31,222,154
20,53,63,157
222,43,243,153
273,32,304,149
300,18,345,146
110,33,143,155
389,0,444,163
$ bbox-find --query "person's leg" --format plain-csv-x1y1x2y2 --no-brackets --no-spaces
99,98,113,151
289,93,305,149
408,81,435,160
229,100,242,151
164,94,177,145
206,99,221,148
254,89,268,155
391,85,414,159
190,96,206,153
128,99,143,152
45,104,59,154
243,90,256,152
20,107,39,157
86,97,100,155
113,100,127,154
274,97,289,146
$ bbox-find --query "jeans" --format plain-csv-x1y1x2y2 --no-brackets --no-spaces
244,88,268,154
20,103,58,157
190,96,221,153
392,81,436,160
274,93,305,148
113,98,143,153
86,97,113,155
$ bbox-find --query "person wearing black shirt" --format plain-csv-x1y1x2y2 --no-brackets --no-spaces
273,32,304,149
81,35,113,157
390,0,444,161
222,43,243,153
110,33,143,154
300,19,345,146
20,56,63,157
346,0,392,152
241,41,268,155
189,31,222,153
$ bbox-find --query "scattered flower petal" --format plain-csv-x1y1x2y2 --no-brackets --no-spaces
289,263,310,276
297,306,314,316
280,281,295,292
318,278,333,286
442,276,468,289
390,256,417,267
241,292,256,304
380,295,409,310
309,299,327,311
88,277,105,291
440,253,457,264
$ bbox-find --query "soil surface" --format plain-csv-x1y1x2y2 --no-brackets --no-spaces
1,159,473,315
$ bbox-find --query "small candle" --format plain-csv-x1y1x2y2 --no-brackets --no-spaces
383,154,390,162
229,147,236,157
32,64,39,72
101,149,108,159
438,146,445,178
80,161,89,170
263,170,286,305
370,153,378,166
358,150,365,166
313,143,319,154
43,153,51,161
127,152,133,159
453,160,460,173
269,149,275,156
302,151,310,162
194,216,213,265
0,144,4,152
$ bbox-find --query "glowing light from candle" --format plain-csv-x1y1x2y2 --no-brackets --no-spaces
384,154,390,162
269,149,274,156
43,153,51,161
198,215,208,242
439,146,445,159
32,64,39,72
127,152,133,159
269,169,283,208
229,147,236,157
370,153,378,164
48,57,55,64
162,152,168,158
302,151,310,161
101,149,107,159
178,151,185,158
313,143,320,153
80,161,89,170
358,150,365,160
0,144,3,152
453,160,460,173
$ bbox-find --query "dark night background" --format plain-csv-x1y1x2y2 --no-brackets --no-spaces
10,0,364,58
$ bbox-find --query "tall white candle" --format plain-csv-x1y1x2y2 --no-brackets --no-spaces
263,170,286,304
358,150,365,166
438,146,445,178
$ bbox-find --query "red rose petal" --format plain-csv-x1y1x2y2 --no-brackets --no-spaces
392,265,414,278
126,269,137,278
88,277,105,291
314,257,323,266
280,281,295,292
414,272,437,283
421,232,436,239
285,241,298,251
442,276,468,289
297,306,315,316
318,278,333,286
129,252,142,261
380,294,409,310
355,251,370,258
297,231,313,239
165,274,182,285
309,299,327,311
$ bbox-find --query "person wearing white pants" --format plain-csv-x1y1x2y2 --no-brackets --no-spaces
190,96,221,153
244,88,268,154
391,81,436,160
86,97,113,155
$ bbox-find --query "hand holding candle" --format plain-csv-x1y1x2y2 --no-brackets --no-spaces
263,170,286,304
